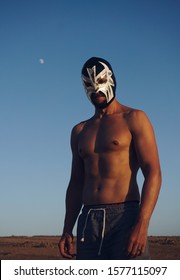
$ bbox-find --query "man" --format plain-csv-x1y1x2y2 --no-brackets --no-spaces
58,57,161,259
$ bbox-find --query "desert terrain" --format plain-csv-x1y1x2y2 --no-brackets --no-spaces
0,236,180,260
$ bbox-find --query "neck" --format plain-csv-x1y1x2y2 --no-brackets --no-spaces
94,99,123,118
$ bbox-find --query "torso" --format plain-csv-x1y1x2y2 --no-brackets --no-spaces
77,106,141,205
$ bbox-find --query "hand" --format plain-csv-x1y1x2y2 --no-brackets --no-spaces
127,221,148,258
58,232,76,259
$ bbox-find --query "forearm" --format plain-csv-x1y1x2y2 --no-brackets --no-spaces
63,184,83,234
138,171,162,224
127,171,161,257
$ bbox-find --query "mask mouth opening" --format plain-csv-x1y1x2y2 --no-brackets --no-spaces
91,91,106,98
90,92,107,107
90,92,116,110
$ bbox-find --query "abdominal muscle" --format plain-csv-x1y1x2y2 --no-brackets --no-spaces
82,156,140,205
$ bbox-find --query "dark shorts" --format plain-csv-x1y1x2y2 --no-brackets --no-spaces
76,201,150,260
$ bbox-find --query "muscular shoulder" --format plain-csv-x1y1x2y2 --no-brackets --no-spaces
125,108,148,122
71,117,93,136
70,120,87,150
71,121,85,142
72,121,85,135
125,108,154,135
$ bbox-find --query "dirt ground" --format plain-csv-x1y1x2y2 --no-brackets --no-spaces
0,236,180,260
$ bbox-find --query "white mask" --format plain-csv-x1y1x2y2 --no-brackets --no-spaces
82,57,116,107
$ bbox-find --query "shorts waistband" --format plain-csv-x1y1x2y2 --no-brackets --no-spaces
83,200,139,210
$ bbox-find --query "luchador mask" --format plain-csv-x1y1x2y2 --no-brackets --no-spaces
81,57,116,108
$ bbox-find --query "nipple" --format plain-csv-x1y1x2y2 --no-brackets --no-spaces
112,140,119,145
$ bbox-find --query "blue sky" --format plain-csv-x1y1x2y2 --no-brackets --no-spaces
0,0,180,236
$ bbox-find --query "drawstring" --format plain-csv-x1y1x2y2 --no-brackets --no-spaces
80,209,92,242
98,209,106,255
80,208,106,255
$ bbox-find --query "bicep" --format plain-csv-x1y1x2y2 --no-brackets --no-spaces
70,152,84,184
69,126,84,185
131,111,160,175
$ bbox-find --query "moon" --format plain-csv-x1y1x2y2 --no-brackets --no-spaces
39,58,45,64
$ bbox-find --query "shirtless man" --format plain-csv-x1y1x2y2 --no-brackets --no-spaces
58,57,162,260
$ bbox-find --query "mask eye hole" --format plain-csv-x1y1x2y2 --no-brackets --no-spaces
84,80,92,87
97,75,107,84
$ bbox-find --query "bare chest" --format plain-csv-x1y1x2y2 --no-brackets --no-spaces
78,116,132,157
